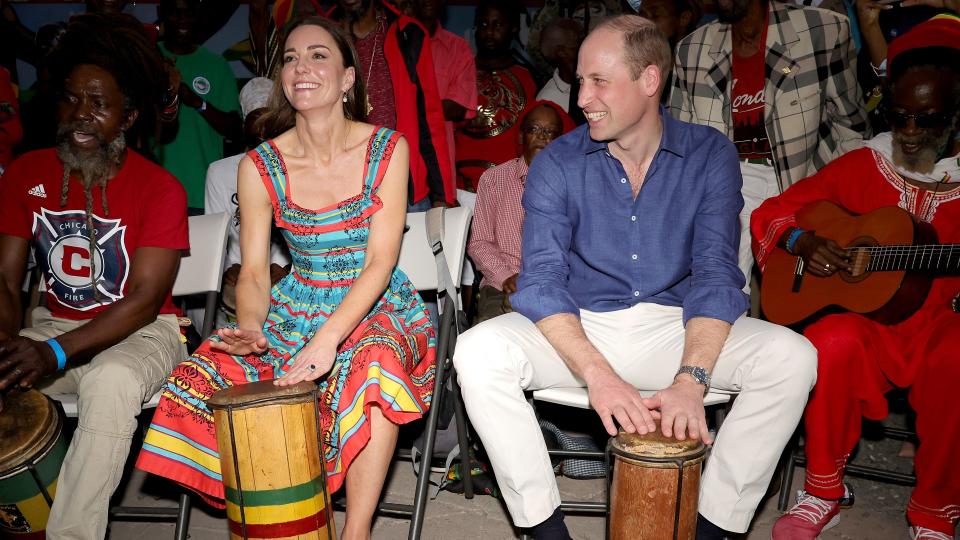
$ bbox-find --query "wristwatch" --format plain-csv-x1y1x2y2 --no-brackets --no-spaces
675,366,711,392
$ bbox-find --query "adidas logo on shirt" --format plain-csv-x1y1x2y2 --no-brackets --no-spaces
28,184,47,198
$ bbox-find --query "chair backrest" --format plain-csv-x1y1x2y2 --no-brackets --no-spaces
397,206,472,293
172,212,231,297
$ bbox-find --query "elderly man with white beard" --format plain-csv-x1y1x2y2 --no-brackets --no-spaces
752,15,960,540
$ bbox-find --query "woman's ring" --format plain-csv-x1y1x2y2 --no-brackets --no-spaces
824,263,831,270
308,364,317,371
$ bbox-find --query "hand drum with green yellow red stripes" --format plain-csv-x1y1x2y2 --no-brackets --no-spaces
0,389,66,539
209,380,335,540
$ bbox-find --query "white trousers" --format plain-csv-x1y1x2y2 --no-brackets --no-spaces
453,303,817,533
738,162,782,294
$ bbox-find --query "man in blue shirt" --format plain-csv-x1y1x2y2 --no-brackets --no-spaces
453,15,817,540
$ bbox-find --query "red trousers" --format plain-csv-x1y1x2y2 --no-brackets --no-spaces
802,309,960,534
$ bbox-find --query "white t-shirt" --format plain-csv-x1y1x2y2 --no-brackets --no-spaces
536,69,572,112
204,153,290,270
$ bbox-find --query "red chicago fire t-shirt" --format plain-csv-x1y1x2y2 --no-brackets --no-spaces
0,149,189,320
731,20,771,160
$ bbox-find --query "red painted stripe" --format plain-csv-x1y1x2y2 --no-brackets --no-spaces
227,509,329,538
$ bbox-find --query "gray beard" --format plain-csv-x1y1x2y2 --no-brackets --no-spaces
55,129,126,189
891,123,956,175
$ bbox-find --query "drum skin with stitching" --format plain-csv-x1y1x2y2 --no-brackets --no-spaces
0,390,67,539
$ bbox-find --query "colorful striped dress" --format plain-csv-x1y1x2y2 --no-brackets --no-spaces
136,127,437,506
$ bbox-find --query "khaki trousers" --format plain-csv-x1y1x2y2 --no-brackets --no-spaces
20,307,185,540
739,161,782,294
453,302,817,533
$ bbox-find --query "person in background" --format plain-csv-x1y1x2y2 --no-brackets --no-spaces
412,0,478,181
335,0,456,209
204,77,290,327
670,0,871,291
468,101,574,323
0,66,21,175
636,0,702,48
0,14,188,540
754,17,960,540
456,0,539,191
157,0,242,214
536,18,582,114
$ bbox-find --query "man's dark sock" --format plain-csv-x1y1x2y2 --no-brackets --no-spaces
696,513,731,540
528,507,572,540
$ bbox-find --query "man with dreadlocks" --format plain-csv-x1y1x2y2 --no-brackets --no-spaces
752,15,960,540
0,13,188,540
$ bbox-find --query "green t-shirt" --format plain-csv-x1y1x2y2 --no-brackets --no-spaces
157,43,240,209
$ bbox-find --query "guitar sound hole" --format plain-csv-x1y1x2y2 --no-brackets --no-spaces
841,237,878,284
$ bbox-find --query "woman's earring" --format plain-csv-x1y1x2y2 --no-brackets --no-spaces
342,93,347,103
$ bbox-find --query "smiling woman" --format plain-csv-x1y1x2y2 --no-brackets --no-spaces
137,15,438,540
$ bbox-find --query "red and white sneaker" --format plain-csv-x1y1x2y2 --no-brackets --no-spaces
771,488,849,540
909,526,952,540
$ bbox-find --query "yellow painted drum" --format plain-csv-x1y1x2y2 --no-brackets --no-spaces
209,380,335,540
0,390,66,539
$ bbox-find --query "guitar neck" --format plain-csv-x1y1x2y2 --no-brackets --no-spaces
855,244,960,273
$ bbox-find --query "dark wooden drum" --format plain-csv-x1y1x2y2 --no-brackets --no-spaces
0,390,67,539
209,380,335,540
607,423,706,540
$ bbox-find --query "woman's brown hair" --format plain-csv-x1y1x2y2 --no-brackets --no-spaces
256,16,368,137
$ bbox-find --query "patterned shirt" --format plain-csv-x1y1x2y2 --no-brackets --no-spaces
355,10,395,130
468,157,527,290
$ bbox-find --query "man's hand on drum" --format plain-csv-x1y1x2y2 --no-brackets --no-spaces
0,337,58,393
642,379,713,444
274,338,336,386
211,328,269,356
586,367,659,437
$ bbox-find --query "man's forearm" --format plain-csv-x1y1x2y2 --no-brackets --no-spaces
52,293,166,361
0,281,23,340
536,312,614,383
678,317,731,376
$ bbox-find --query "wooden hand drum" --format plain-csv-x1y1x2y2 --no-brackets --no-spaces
607,423,706,540
209,380,335,540
0,390,67,539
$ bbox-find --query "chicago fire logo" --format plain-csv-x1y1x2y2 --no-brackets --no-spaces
32,208,129,311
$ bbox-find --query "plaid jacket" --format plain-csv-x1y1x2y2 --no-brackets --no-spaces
668,1,871,190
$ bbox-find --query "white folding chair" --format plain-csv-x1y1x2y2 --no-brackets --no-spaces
367,206,472,540
48,212,231,540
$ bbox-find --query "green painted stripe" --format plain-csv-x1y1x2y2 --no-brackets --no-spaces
0,436,67,504
224,476,325,507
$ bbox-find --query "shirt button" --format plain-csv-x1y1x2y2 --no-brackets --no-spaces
620,178,627,184
631,216,637,222
633,291,641,297
632,254,638,260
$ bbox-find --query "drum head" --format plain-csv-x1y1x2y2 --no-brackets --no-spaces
208,380,317,410
611,421,706,460
0,390,58,472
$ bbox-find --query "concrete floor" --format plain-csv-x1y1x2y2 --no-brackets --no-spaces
103,411,957,540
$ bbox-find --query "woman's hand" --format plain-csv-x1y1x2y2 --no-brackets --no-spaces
211,328,269,356
275,338,337,386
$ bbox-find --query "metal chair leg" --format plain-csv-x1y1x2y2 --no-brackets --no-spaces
450,370,474,499
408,307,454,540
777,435,799,511
174,493,191,540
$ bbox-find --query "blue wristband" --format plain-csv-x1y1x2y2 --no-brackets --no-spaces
46,338,67,370
785,228,806,254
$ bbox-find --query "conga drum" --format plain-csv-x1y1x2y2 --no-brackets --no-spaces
607,423,706,540
0,390,67,539
209,380,336,540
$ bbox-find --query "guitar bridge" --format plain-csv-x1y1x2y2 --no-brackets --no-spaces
791,257,805,293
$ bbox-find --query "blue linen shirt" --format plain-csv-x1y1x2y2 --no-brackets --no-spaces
510,109,749,326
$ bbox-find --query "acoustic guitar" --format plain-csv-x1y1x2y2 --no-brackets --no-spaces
760,200,960,325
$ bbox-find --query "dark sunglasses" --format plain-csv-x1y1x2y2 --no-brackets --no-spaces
886,110,955,130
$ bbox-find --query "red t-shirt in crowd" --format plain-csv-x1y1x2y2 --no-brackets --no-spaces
731,21,771,160
0,149,189,320
455,64,538,191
